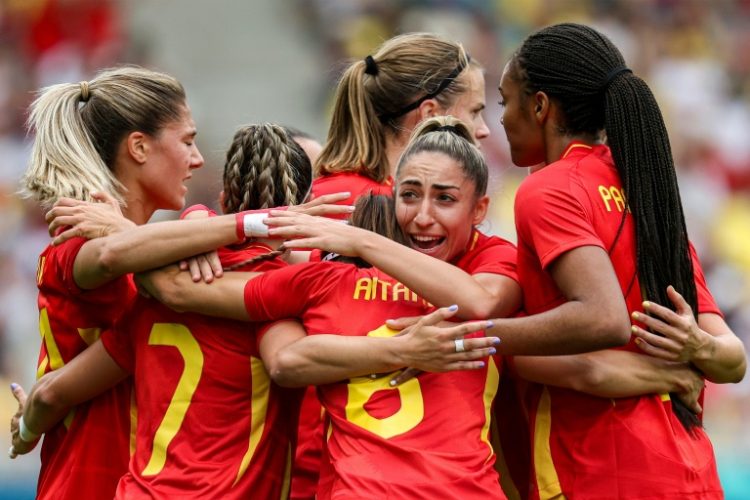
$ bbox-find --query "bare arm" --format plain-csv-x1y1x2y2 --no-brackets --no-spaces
631,286,746,383
137,266,256,321
490,246,631,355
10,341,127,456
513,350,703,407
267,212,521,319
259,309,499,387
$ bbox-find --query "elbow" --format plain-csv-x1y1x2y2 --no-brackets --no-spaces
265,349,308,388
590,306,630,349
94,243,122,281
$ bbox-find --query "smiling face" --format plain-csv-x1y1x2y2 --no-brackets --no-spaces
140,105,204,210
498,61,546,167
395,151,488,263
443,66,490,144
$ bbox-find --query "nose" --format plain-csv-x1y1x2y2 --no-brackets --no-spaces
413,200,434,227
191,146,205,170
475,116,490,141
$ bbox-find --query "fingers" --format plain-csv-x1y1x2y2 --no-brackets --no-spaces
206,251,224,279
632,333,680,361
307,192,351,205
51,226,80,246
385,316,422,331
91,191,119,207
414,305,460,328
439,319,496,342
632,309,688,341
665,285,693,316
187,257,202,282
389,368,422,386
302,204,356,217
10,383,27,406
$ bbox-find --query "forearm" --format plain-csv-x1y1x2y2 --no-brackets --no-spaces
22,372,74,436
516,350,692,398
357,232,515,319
150,271,254,320
76,216,240,288
693,331,747,384
268,334,404,387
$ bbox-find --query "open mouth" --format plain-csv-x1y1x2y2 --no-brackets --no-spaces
410,234,445,250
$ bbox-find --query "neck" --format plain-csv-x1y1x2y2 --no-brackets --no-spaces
121,193,155,225
544,132,601,165
385,131,409,178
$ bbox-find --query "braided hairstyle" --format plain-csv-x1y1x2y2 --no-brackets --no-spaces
511,23,699,430
222,123,312,213
221,123,313,269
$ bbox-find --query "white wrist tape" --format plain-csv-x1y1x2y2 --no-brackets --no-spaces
18,416,40,443
242,213,270,238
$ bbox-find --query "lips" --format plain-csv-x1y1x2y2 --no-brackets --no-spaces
410,234,445,250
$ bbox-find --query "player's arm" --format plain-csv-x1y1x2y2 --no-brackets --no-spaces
137,266,257,321
267,212,520,319
10,341,127,456
259,308,499,387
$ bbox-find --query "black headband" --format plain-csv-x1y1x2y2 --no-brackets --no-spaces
600,66,632,93
378,55,471,123
364,55,378,76
434,124,459,134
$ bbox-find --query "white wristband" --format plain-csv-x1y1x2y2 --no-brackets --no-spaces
18,416,40,443
243,213,269,238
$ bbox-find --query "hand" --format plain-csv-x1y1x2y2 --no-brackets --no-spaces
631,286,712,363
46,192,135,245
286,192,355,217
266,211,365,255
671,366,705,414
388,306,500,385
9,383,38,458
179,250,223,283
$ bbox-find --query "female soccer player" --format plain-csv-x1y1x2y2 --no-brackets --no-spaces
16,66,204,499
489,23,745,498
312,32,490,211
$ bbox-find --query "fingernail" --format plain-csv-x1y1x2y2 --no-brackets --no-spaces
478,361,485,368
10,383,18,391
642,301,650,309
389,380,397,386
448,304,458,312
489,348,496,355
493,337,501,345
486,320,494,329
631,312,639,320
634,337,642,344
346,205,356,211
631,325,638,333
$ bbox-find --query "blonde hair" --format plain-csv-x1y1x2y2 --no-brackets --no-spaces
316,33,471,183
222,123,312,213
397,116,487,197
22,66,186,208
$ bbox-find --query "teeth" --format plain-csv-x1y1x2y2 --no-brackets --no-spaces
411,235,441,242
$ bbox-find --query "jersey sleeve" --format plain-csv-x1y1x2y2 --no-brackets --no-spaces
180,204,216,219
464,237,519,282
55,237,89,295
244,263,336,322
100,317,136,374
689,243,722,316
515,170,604,270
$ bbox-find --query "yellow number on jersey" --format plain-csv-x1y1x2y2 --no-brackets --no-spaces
344,325,424,439
141,323,204,476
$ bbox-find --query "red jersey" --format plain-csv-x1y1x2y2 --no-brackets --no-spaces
35,237,137,500
101,244,303,499
311,172,393,220
244,237,518,500
513,142,723,499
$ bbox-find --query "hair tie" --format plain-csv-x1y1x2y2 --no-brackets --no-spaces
364,55,379,76
599,66,631,93
435,125,459,134
79,81,90,102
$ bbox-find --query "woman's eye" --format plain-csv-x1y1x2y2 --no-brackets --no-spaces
498,100,506,108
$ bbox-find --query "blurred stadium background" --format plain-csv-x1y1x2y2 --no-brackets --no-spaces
0,0,748,498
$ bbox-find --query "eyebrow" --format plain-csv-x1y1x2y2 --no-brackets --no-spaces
400,179,460,191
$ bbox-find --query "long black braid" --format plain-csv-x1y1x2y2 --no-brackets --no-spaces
514,23,700,431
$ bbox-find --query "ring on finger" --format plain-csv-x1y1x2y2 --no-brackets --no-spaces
454,338,466,353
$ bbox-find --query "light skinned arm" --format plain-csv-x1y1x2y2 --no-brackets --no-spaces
266,211,521,319
259,309,499,387
10,341,127,456
488,246,631,355
46,192,353,290
631,286,746,383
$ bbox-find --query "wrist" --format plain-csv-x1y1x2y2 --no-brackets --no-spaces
692,332,716,365
18,416,40,443
235,210,271,241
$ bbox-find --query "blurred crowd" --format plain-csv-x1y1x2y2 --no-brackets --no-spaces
0,0,748,496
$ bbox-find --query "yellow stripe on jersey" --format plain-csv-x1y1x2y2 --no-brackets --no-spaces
660,393,671,402
561,142,593,159
234,356,270,486
279,443,293,500
36,356,49,380
63,409,75,430
481,356,500,461
36,256,46,286
77,327,101,346
533,387,566,499
39,308,65,371
130,387,138,456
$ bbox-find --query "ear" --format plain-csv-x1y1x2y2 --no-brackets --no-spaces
126,131,149,164
532,91,551,125
416,98,441,121
471,195,490,226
